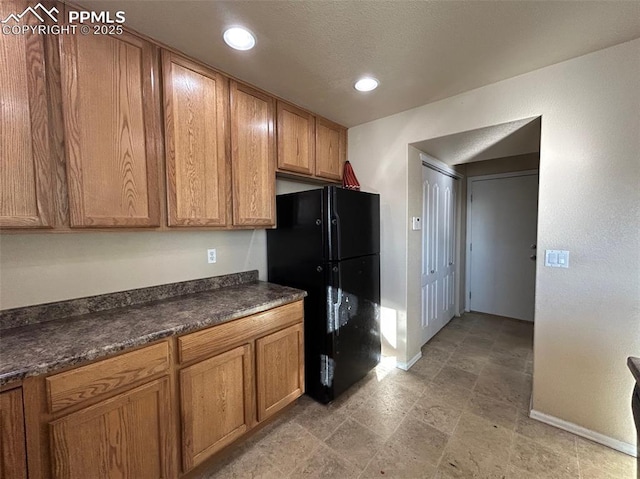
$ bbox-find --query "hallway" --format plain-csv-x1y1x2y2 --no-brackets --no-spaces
198,313,635,478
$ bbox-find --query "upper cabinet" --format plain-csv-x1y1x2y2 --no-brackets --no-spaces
59,30,162,227
276,101,314,176
0,1,53,229
230,81,276,227
1,2,346,233
315,117,346,181
162,52,230,227
275,102,347,183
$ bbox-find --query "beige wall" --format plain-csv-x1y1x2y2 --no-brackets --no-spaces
464,152,540,177
349,39,640,447
0,230,267,310
0,179,323,311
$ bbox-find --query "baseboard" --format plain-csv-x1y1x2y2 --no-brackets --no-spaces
396,351,422,371
529,409,637,457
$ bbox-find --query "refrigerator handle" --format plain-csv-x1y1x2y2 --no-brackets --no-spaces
331,265,342,334
330,213,341,260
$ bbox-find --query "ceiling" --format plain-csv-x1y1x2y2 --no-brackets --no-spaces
413,117,541,165
76,1,640,127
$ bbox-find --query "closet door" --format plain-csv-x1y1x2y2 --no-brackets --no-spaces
421,166,457,345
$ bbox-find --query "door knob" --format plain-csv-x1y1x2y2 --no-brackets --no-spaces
529,255,537,261
430,269,435,274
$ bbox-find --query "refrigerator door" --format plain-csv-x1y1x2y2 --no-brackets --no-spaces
327,187,380,261
328,254,381,399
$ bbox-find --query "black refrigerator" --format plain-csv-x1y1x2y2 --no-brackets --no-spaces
267,186,381,404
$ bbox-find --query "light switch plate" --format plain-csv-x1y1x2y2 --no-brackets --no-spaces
412,217,422,231
545,250,569,268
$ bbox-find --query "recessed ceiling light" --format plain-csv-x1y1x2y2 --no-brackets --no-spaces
354,77,379,92
223,27,256,51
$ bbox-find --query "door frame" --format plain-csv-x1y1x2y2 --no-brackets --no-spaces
420,153,464,324
464,169,539,313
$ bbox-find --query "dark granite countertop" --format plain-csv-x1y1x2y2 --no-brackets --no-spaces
629,357,640,385
0,276,306,386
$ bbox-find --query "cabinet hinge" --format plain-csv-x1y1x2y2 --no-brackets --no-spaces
469,291,472,299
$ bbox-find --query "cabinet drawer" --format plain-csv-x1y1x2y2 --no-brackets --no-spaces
178,301,303,364
46,342,170,413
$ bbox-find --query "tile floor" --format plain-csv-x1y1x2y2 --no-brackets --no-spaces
198,312,636,479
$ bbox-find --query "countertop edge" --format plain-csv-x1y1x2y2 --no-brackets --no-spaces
0,290,306,387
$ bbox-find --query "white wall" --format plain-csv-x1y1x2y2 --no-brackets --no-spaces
349,39,640,447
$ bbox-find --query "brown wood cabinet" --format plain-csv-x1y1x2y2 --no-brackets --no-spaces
315,117,346,181
0,1,53,229
275,103,347,184
276,101,315,176
49,378,172,478
256,323,304,422
180,344,254,470
59,29,162,227
1,1,347,233
177,300,303,473
0,388,28,479
230,81,276,227
22,301,304,478
163,52,231,227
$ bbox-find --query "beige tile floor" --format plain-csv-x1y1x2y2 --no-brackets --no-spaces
198,312,636,479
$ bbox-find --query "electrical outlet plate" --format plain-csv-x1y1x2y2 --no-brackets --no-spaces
207,249,217,264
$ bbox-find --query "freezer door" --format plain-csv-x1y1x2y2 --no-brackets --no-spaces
327,187,380,261
328,254,381,399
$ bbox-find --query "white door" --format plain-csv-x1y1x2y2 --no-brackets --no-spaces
422,166,457,345
468,172,538,321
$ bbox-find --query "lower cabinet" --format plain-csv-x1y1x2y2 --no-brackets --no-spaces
256,323,304,421
180,344,254,470
49,378,172,479
25,301,304,478
0,388,28,479
177,301,304,474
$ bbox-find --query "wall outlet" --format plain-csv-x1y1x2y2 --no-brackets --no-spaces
207,249,217,264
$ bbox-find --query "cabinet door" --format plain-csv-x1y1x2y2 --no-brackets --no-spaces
0,388,27,479
59,30,161,227
256,323,304,422
163,52,230,227
49,378,172,479
179,344,254,471
230,81,275,226
315,117,346,181
276,101,314,175
0,1,53,228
